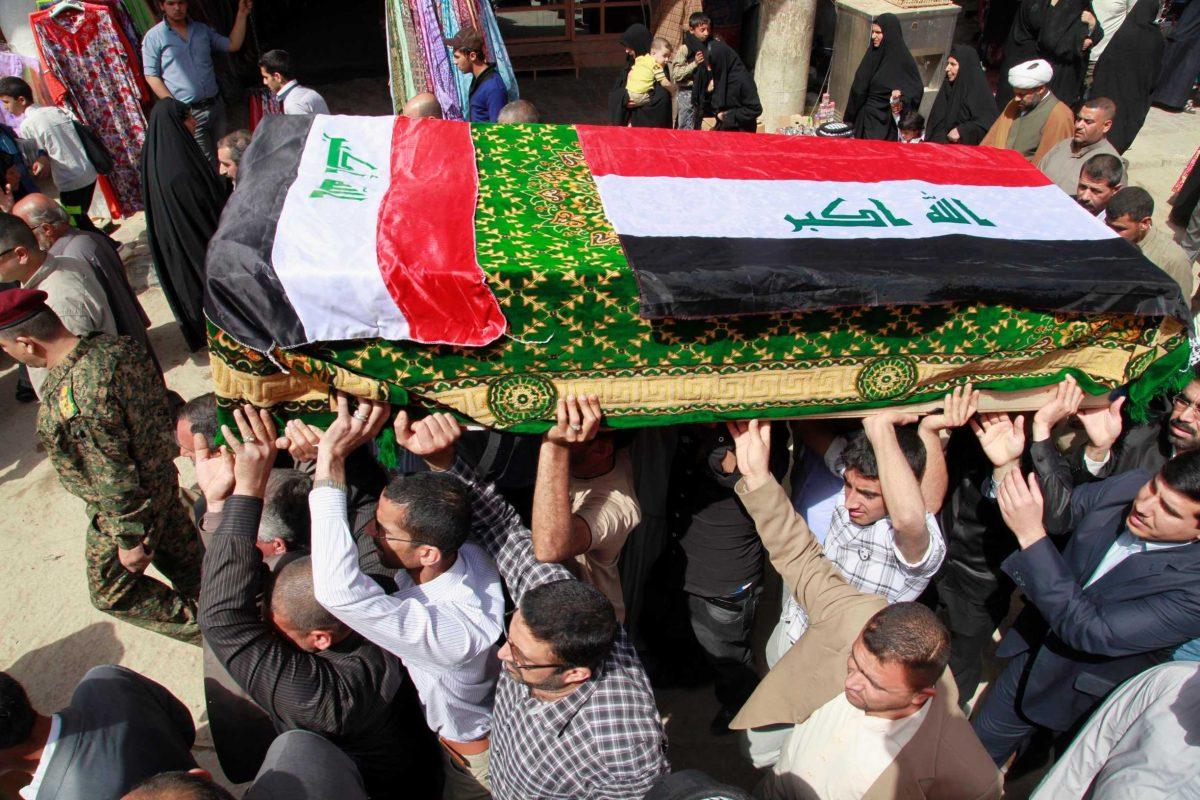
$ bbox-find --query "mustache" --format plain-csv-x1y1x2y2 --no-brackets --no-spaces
1172,421,1196,436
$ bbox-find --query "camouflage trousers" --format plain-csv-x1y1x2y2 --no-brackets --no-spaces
86,499,204,645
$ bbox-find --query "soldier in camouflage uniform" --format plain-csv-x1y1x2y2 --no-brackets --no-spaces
0,288,202,644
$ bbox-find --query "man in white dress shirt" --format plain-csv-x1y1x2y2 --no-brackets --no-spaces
258,50,330,115
307,394,504,799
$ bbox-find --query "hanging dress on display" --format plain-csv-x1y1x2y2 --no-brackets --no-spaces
30,2,149,217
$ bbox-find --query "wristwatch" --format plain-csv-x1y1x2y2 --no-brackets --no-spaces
313,478,348,493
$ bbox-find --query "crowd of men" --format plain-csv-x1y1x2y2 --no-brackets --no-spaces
1,0,1200,799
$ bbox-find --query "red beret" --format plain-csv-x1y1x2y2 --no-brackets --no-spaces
0,287,49,331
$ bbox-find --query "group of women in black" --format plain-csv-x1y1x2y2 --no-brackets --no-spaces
610,23,762,132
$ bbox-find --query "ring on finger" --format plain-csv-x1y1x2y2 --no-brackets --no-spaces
353,410,370,422
244,435,257,443
569,424,582,431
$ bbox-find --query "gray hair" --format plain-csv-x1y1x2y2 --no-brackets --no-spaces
23,202,69,228
497,99,540,124
259,469,313,547
217,129,253,166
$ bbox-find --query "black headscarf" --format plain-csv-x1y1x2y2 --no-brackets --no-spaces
704,40,762,131
1091,0,1163,152
140,99,228,351
1037,0,1099,107
845,14,924,140
925,45,999,144
609,24,673,128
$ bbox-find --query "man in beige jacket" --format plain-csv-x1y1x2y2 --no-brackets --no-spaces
725,419,1001,800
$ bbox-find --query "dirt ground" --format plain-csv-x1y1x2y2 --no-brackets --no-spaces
0,79,1197,797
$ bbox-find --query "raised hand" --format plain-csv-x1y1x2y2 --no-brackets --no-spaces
996,468,1046,548
970,412,1026,469
394,410,462,470
921,383,980,433
725,419,773,491
1032,376,1084,441
193,431,235,506
277,419,325,463
223,404,279,499
320,394,390,462
863,409,921,441
544,395,602,447
1078,395,1125,456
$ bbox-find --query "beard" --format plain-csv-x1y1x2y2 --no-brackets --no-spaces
1168,419,1199,451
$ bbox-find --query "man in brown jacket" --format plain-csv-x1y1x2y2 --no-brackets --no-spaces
725,419,1001,800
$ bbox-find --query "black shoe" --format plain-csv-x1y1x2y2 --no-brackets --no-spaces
709,705,738,736
15,384,36,403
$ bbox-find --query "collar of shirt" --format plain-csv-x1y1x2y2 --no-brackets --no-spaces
38,332,99,402
165,19,196,40
391,542,470,602
21,253,62,291
1068,138,1111,160
19,714,61,800
520,667,602,735
277,80,299,100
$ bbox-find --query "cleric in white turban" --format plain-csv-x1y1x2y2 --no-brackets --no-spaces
981,58,1074,165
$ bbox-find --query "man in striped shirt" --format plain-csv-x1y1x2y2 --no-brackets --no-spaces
395,398,670,800
307,394,505,799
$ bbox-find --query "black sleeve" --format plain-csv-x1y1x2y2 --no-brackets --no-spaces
1030,438,1077,536
199,495,348,732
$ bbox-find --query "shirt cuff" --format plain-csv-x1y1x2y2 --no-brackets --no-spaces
891,515,939,569
200,508,223,533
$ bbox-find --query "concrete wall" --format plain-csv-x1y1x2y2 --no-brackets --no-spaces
0,0,38,57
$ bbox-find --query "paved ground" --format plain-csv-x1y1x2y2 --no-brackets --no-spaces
0,75,1197,798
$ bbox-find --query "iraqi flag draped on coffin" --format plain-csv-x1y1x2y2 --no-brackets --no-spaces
205,117,1189,432
205,115,506,353
575,125,1188,322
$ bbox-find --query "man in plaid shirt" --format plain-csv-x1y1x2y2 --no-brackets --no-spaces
394,398,669,800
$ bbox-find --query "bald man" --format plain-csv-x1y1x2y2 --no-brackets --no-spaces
401,92,442,119
497,99,539,123
14,193,154,363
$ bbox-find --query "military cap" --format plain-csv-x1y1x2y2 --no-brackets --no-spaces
0,287,48,331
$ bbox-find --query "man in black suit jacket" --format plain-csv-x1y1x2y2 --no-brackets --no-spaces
972,450,1200,765
0,665,196,799
198,406,438,799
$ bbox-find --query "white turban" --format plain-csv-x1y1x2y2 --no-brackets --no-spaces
1008,59,1053,89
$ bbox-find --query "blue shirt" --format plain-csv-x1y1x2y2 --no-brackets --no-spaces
141,19,229,104
468,67,508,123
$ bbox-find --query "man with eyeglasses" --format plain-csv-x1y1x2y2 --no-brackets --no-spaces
392,399,669,800
304,393,505,800
1027,371,1200,533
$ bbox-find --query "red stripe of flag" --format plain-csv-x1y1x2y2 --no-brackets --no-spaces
575,125,1052,187
375,117,506,346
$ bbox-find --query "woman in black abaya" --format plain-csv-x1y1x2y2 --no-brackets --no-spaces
609,24,674,128
925,45,999,144
844,14,924,141
140,99,228,351
701,40,762,131
1091,0,1163,152
995,0,1101,108
1155,0,1200,111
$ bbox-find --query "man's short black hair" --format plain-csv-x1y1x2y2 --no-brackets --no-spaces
0,672,35,750
520,579,617,672
860,602,950,690
839,426,927,480
177,392,218,442
1082,95,1117,119
898,111,925,133
1081,153,1124,188
688,11,711,27
1105,186,1154,223
0,308,62,343
0,212,39,253
0,77,33,103
447,27,486,59
126,772,237,800
270,557,350,636
382,471,471,554
1162,449,1200,509
258,49,294,80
